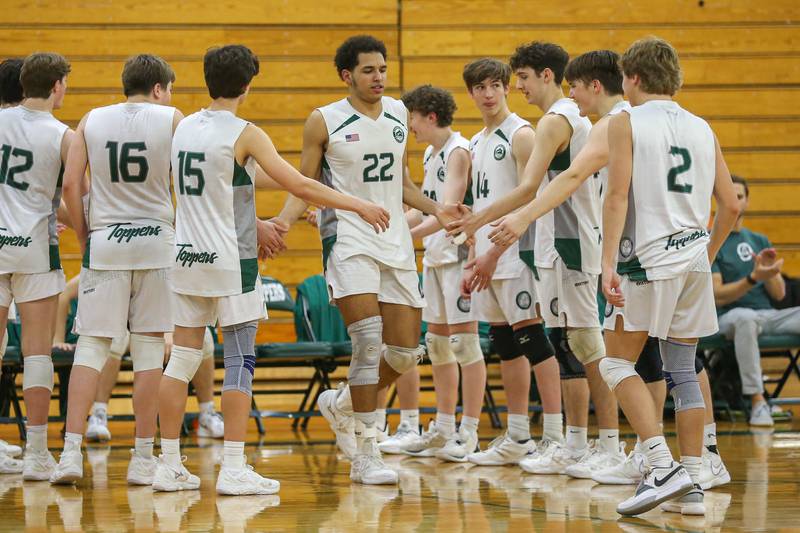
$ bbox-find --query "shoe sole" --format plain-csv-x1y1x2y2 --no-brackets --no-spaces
617,479,693,516
358,475,398,485
700,470,731,490
153,481,200,492
435,453,468,463
50,472,82,485
217,486,280,495
127,476,154,486
403,448,440,458
591,474,640,485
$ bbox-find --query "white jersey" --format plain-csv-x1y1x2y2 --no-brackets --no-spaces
421,132,470,267
317,97,414,270
0,106,68,274
617,100,715,281
171,109,258,297
520,98,596,273
83,102,176,270
597,100,631,198
470,113,531,280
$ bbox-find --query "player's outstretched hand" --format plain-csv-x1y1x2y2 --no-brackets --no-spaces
488,212,527,247
357,200,390,233
460,268,473,298
446,205,481,243
306,209,319,228
753,248,783,281
257,219,288,260
602,266,624,307
465,252,498,293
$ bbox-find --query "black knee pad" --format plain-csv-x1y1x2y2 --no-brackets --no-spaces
635,336,664,383
513,323,554,365
549,328,585,379
489,325,521,361
694,355,704,375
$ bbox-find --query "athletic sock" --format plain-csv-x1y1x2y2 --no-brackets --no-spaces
566,425,588,451
26,424,47,454
354,411,377,450
642,436,673,469
460,415,479,436
64,432,83,453
199,401,215,415
92,402,108,417
598,429,620,454
542,413,563,443
335,385,353,414
507,414,530,442
375,408,387,432
223,441,245,469
135,437,154,459
160,438,181,468
704,423,718,454
436,412,456,437
401,409,420,434
681,455,702,486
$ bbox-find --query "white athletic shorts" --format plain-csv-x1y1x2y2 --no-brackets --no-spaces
422,262,473,325
174,277,268,328
535,258,600,329
603,271,718,340
325,251,425,309
0,270,65,308
472,266,540,325
74,267,173,338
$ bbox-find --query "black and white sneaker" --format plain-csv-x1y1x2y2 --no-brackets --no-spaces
616,461,693,516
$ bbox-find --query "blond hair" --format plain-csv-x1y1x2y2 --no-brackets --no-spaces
620,37,682,95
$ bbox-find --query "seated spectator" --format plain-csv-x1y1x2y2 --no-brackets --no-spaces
712,175,799,426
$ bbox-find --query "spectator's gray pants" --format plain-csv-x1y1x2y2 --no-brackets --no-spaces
718,306,800,395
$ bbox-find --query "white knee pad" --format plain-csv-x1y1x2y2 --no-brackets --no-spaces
163,345,203,383
450,333,483,367
598,357,637,391
108,331,130,361
425,332,455,366
201,328,215,360
73,335,112,372
22,355,54,391
347,316,383,386
384,344,424,374
130,334,165,372
568,327,606,364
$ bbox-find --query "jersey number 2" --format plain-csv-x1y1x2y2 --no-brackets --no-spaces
667,146,692,194
363,153,394,182
106,141,148,183
0,144,33,191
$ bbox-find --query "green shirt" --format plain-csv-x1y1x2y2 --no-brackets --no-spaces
712,227,773,316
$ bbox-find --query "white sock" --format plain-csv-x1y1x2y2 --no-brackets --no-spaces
135,437,154,458
460,415,479,435
642,436,673,469
64,432,82,453
542,413,563,443
223,441,245,469
335,385,353,414
26,424,47,454
375,408,387,431
199,401,215,415
681,455,702,486
507,414,530,442
400,409,420,434
160,438,181,467
92,402,108,416
436,412,456,436
704,423,717,449
354,411,376,450
566,426,587,451
598,429,620,454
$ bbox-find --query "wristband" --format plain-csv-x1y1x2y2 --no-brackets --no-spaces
746,273,757,285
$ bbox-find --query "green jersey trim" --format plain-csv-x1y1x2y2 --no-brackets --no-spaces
555,237,582,271
330,114,360,136
321,235,337,271
617,257,648,281
240,258,258,293
82,236,91,268
519,250,540,280
383,111,405,126
548,147,571,172
232,161,253,187
493,129,509,143
49,244,61,271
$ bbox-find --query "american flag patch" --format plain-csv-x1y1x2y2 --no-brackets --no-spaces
345,133,360,142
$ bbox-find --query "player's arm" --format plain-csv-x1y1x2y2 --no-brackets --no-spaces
239,123,388,233
62,115,89,252
601,112,633,305
410,147,471,240
275,111,324,227
253,165,283,189
706,135,740,265
171,108,184,134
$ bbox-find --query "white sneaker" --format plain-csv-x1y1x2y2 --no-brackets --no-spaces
24,450,58,481
616,461,693,516
377,420,419,455
197,411,225,439
0,439,22,458
49,450,83,484
467,433,536,466
376,420,389,443
216,494,280,530
749,401,774,427
317,387,356,459
0,451,23,474
86,411,111,442
521,441,587,474
592,448,647,485
402,421,449,457
435,427,479,463
152,456,200,492
699,448,731,490
660,483,705,515
518,438,558,470
216,463,280,495
350,441,398,485
127,450,157,486
565,442,626,479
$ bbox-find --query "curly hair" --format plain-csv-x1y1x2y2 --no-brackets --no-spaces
509,42,569,83
401,85,456,127
334,35,387,79
0,58,23,105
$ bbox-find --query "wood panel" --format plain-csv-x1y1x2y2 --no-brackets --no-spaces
3,0,397,24
402,26,799,57
742,184,800,212
403,0,800,25
403,56,800,88
0,28,399,58
722,152,800,181
746,216,800,245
